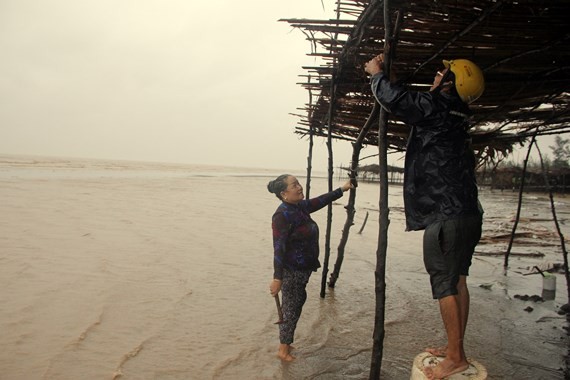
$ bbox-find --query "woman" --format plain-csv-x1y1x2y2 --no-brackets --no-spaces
267,174,353,361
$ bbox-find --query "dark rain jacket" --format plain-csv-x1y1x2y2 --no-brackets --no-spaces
370,72,481,231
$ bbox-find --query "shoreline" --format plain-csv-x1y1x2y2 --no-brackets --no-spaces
0,154,568,378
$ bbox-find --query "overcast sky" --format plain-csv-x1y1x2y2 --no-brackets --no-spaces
0,0,556,172
0,0,372,171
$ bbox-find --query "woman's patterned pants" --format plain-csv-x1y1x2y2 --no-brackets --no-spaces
279,269,312,344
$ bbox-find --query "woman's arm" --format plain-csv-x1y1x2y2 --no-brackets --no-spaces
304,180,353,213
271,212,289,281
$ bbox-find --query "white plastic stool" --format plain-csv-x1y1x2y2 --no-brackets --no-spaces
410,352,487,380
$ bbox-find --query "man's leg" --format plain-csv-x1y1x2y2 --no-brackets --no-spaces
426,275,469,357
422,217,473,379
423,294,470,379
457,275,469,338
439,294,466,362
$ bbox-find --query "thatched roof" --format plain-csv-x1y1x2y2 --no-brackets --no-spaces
281,0,570,164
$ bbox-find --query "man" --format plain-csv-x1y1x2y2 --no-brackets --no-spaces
364,55,484,380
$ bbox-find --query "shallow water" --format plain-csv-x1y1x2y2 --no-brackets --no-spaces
0,156,568,379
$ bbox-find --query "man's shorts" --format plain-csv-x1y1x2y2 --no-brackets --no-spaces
423,214,482,299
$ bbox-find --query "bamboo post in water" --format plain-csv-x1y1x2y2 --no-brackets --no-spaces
321,1,342,299
504,129,538,269
306,127,314,199
358,211,370,234
321,70,337,299
370,3,402,378
329,103,380,288
305,75,314,198
534,141,570,305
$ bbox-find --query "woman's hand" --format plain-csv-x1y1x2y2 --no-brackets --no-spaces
340,179,356,192
269,279,282,297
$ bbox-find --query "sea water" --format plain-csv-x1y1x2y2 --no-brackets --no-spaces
0,156,567,379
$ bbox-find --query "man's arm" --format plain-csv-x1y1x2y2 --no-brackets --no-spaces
365,55,437,125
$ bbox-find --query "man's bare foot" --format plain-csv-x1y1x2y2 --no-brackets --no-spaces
425,345,447,357
423,358,469,380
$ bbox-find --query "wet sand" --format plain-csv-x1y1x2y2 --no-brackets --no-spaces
0,155,568,379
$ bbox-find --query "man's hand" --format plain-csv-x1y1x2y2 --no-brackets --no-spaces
364,54,384,76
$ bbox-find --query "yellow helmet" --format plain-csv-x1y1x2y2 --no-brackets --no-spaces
443,59,485,104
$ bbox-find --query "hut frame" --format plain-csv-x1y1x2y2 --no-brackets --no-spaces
282,0,570,377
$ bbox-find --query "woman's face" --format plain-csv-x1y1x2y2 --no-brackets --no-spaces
281,176,304,204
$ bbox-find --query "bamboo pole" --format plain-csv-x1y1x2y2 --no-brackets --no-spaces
320,0,342,299
358,211,370,234
534,141,570,305
329,102,380,288
305,75,314,198
504,129,538,268
370,2,402,378
321,71,336,299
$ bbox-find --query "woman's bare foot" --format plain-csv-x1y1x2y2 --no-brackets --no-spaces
277,344,295,362
425,345,447,357
423,358,469,380
277,352,295,362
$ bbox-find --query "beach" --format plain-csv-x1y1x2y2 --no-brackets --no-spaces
0,155,568,379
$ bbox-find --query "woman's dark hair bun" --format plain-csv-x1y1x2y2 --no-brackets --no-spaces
267,180,276,194
267,174,291,199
